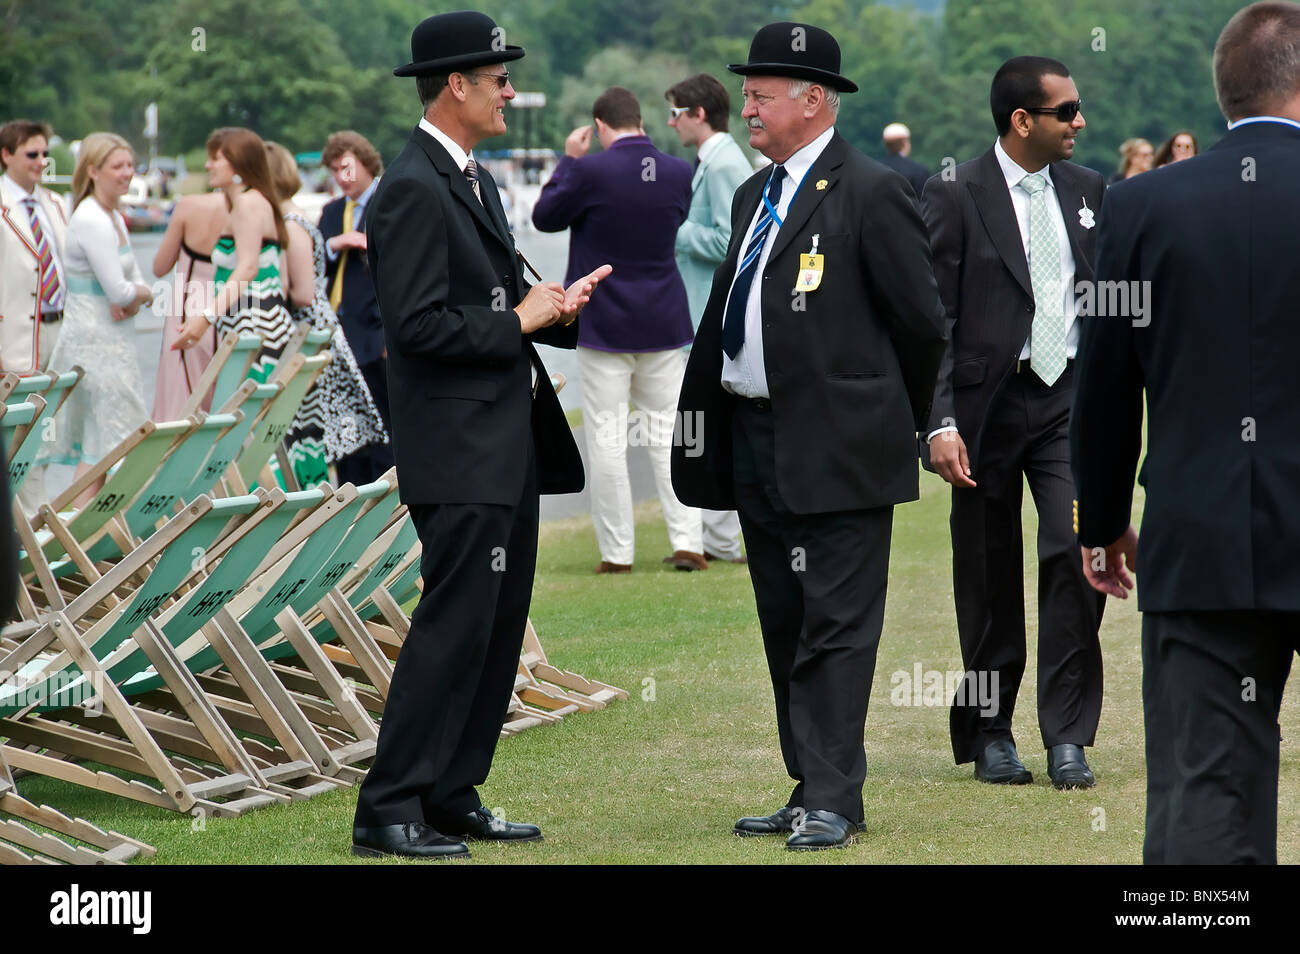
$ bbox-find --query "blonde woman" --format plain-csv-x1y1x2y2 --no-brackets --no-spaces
1111,137,1154,183
39,132,152,504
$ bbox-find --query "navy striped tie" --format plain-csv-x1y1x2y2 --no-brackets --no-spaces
722,165,785,359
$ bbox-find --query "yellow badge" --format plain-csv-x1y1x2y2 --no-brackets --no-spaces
795,254,824,291
795,234,824,292
815,179,828,190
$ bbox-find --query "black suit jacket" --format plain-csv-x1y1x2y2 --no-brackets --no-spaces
1072,120,1300,611
365,126,583,506
920,147,1105,470
321,194,387,366
879,152,930,202
671,130,946,515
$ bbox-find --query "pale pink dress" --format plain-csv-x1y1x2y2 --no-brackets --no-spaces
152,241,216,419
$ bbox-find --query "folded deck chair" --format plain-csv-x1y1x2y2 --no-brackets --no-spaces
0,742,154,865
0,494,290,817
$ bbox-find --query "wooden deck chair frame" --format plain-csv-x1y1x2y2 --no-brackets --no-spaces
169,482,384,777
79,486,354,798
178,331,262,419
0,743,154,865
26,418,199,595
0,495,290,818
223,352,330,495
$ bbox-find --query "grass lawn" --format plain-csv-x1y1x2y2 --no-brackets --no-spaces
13,469,1300,864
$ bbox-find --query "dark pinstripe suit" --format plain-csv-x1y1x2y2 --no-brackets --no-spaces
921,147,1106,764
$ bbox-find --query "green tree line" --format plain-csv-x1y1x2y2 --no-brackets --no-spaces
0,0,1255,177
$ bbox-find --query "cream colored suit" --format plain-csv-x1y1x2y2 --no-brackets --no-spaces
0,180,67,373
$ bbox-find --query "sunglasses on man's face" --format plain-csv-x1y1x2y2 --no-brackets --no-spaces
669,106,693,120
24,150,50,160
470,71,510,89
1023,100,1082,123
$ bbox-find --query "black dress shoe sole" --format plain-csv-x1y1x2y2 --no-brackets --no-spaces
1050,776,1096,790
785,836,854,851
463,832,544,843
733,826,788,837
350,843,471,859
975,770,1033,785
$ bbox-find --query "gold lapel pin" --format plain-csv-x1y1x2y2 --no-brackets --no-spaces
815,179,828,190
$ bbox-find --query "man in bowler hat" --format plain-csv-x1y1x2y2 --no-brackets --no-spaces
672,22,946,849
351,10,610,859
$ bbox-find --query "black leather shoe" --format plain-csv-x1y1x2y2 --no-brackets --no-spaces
974,739,1033,784
1046,744,1096,789
351,822,469,859
733,805,798,836
435,806,543,842
785,809,858,850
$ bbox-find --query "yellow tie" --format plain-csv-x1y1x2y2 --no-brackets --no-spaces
329,197,356,312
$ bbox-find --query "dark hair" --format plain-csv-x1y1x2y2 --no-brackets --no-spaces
1214,2,1300,120
0,120,53,169
416,72,450,110
592,87,641,131
665,74,730,132
989,56,1071,136
207,126,288,249
321,130,383,178
1152,130,1198,167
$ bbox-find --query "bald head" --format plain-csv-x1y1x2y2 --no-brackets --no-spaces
883,122,911,156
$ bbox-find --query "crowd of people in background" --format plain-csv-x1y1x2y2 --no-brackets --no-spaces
0,120,396,506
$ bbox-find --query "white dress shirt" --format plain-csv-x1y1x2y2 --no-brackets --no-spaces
418,116,535,388
721,125,835,398
696,130,729,166
2,172,68,304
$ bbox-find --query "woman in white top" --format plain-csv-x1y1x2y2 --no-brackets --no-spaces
40,132,153,504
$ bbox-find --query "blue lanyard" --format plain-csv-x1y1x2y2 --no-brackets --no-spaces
760,163,807,228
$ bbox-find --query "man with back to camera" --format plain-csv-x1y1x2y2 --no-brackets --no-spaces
533,87,707,574
1073,1,1300,864
879,122,929,201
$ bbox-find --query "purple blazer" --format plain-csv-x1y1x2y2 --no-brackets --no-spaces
533,135,694,352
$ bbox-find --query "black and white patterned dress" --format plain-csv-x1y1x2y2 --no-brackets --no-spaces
284,212,387,479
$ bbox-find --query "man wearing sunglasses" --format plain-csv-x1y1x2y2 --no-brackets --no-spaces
0,119,67,378
920,57,1107,792
1,119,68,515
351,10,608,860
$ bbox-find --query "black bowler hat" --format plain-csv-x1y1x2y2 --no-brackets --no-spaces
728,22,858,93
394,10,524,77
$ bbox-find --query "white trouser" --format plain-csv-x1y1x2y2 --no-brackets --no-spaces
702,508,743,559
578,346,701,564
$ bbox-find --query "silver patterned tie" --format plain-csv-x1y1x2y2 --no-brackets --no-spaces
1020,172,1066,385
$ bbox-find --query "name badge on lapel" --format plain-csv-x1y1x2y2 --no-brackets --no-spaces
794,233,824,292
1078,197,1095,230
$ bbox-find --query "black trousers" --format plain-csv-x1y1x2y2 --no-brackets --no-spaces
336,357,396,486
353,449,538,828
732,401,894,823
948,364,1105,763
1143,610,1297,864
